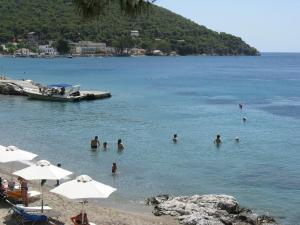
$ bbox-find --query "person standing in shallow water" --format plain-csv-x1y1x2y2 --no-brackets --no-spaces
117,139,124,150
91,136,100,149
103,142,108,150
112,163,117,174
214,135,222,147
173,134,178,143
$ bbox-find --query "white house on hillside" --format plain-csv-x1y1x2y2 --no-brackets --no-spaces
131,30,139,37
38,44,57,55
15,48,31,56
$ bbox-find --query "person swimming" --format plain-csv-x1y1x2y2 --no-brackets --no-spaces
242,117,247,123
173,134,178,143
214,134,222,146
91,136,100,149
235,137,240,143
103,142,108,149
117,139,124,150
112,162,117,174
239,103,243,110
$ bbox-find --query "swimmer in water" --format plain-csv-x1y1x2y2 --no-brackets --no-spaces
91,136,100,149
235,137,240,143
112,162,117,174
214,134,222,146
242,117,247,123
117,139,124,150
239,103,243,110
173,134,178,143
103,142,108,150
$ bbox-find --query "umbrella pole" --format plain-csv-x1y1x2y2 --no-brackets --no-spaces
81,201,84,225
10,162,14,182
41,182,44,213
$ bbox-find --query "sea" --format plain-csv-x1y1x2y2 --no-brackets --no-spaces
0,54,299,224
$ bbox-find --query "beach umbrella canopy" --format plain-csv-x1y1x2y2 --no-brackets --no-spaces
13,159,73,212
0,145,38,163
50,175,116,224
13,160,72,180
50,175,116,199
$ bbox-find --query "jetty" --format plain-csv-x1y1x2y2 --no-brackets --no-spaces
0,76,111,101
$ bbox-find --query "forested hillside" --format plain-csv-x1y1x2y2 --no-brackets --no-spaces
0,0,259,55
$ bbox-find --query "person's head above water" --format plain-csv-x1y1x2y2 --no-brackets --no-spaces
95,136,98,140
118,139,122,144
174,134,177,138
217,134,221,139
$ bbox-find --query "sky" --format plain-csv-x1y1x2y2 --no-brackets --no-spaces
155,0,300,52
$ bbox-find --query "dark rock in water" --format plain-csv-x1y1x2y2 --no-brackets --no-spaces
146,194,169,206
148,194,279,225
257,215,277,224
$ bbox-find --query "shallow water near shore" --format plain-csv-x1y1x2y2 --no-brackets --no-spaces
0,54,300,224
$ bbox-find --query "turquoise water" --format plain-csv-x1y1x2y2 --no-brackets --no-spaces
0,54,300,224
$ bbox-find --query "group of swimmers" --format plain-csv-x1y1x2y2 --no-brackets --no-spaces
212,103,246,147
90,136,125,174
90,136,124,150
90,103,246,174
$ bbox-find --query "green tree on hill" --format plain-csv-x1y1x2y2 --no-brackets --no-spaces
56,39,70,54
155,39,171,53
73,0,156,18
112,36,134,55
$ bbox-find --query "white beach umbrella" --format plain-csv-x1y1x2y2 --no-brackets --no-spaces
13,160,73,212
13,160,72,180
0,145,37,163
50,175,116,199
0,145,38,181
50,175,116,223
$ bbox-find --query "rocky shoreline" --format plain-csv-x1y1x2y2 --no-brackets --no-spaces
147,194,279,225
0,76,39,95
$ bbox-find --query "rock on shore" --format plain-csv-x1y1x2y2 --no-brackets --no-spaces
0,79,39,95
147,194,279,225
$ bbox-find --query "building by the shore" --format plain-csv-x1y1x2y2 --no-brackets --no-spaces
38,43,57,56
73,41,107,55
130,48,146,56
15,48,35,57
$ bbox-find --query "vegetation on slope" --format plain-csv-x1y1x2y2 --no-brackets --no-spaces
0,0,259,55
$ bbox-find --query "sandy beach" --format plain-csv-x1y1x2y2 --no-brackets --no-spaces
0,169,179,225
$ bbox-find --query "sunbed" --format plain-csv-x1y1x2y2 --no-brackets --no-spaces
15,204,52,212
6,199,61,224
6,200,48,225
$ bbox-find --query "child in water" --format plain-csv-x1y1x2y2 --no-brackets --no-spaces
103,142,108,150
112,163,117,174
173,134,178,143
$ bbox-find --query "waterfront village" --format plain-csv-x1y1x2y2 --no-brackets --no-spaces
0,30,178,58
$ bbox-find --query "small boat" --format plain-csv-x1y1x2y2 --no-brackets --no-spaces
23,84,82,102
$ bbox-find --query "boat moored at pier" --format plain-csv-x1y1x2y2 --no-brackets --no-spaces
23,84,82,101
